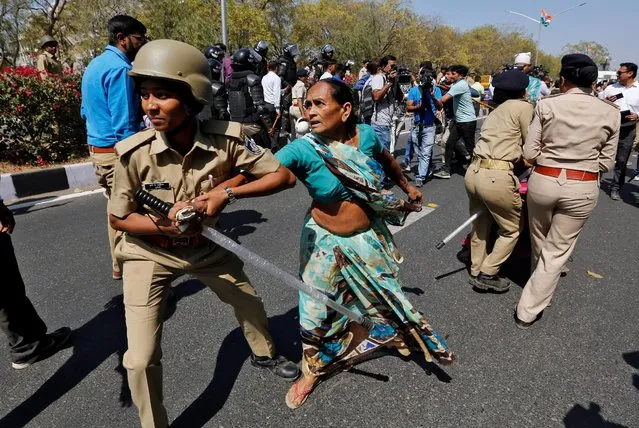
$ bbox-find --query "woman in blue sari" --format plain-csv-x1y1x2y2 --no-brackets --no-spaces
274,79,454,409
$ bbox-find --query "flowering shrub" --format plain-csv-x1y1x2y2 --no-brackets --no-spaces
0,66,87,165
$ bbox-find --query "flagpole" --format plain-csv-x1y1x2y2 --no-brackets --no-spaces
535,20,542,66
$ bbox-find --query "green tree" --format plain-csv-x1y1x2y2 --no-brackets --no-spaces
562,40,610,69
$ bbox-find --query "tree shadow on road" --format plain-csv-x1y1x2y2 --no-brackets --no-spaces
171,307,301,428
563,402,629,428
0,279,204,428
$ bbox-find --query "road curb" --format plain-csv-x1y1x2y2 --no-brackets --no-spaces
1,162,97,201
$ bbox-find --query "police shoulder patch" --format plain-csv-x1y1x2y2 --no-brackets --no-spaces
243,135,263,155
115,128,156,157
200,119,244,140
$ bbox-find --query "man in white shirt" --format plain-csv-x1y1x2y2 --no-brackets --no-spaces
599,62,639,200
320,59,336,80
261,60,282,149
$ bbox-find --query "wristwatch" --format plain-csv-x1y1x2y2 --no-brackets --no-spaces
223,187,237,205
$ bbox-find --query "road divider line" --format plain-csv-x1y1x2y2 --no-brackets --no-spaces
9,188,105,211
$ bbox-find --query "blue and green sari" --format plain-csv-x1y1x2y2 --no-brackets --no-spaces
297,133,454,377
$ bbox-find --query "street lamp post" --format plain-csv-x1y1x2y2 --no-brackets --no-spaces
507,3,587,66
221,0,228,46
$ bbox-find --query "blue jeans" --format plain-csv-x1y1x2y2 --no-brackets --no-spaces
411,123,436,180
404,132,413,163
372,124,391,151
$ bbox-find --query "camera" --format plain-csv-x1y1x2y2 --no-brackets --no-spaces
418,66,435,90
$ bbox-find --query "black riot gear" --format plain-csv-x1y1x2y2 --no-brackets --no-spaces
210,81,229,120
231,48,259,70
207,58,223,81
254,41,269,77
321,44,335,60
228,70,268,125
254,40,269,58
283,42,300,58
203,45,224,62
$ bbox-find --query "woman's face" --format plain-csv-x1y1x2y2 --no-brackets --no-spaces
140,79,189,133
303,82,352,136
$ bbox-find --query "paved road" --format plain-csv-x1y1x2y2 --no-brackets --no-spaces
1,135,638,427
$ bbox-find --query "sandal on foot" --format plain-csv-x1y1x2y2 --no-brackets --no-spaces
285,381,316,409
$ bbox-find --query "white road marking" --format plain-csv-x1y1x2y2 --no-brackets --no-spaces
9,188,105,211
388,205,436,234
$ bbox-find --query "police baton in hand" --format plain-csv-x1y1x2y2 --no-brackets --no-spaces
134,189,376,331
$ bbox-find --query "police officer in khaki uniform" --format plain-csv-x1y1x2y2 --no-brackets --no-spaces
465,70,534,292
36,36,63,78
515,54,620,329
108,39,300,428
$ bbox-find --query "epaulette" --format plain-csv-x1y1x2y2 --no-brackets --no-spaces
598,97,620,109
200,120,244,141
115,128,156,157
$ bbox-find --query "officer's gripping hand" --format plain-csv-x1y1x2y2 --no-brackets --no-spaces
0,201,15,234
192,189,229,218
166,201,202,236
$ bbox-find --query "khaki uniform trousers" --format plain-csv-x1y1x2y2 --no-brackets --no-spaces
91,151,121,273
116,236,275,428
516,171,599,322
464,162,522,277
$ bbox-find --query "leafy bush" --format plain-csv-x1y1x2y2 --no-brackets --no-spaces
0,66,87,165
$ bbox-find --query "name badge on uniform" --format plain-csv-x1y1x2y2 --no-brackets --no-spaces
243,136,263,155
144,182,171,190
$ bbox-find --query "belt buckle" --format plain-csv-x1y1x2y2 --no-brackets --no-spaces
171,237,190,248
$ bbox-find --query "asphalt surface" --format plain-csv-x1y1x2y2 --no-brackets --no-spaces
1,134,638,428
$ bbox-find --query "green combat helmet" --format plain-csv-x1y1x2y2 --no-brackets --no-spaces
128,39,213,105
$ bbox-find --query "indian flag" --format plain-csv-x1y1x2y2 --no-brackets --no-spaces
540,9,553,27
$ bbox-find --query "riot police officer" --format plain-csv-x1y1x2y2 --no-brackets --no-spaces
309,43,336,82
207,58,230,120
203,44,225,82
278,42,299,139
254,40,269,77
228,48,272,148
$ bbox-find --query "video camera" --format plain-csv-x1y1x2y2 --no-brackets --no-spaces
418,66,435,90
344,59,355,72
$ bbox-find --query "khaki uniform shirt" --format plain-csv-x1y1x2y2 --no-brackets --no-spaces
291,80,306,106
36,51,63,76
110,120,280,231
523,87,621,173
474,99,534,163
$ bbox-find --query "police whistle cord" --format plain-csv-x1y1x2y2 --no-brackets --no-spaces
435,211,481,250
134,189,375,331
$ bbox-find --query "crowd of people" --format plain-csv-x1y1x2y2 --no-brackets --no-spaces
1,12,638,428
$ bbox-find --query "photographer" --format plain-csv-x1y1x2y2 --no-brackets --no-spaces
405,62,443,187
371,55,398,153
433,64,477,179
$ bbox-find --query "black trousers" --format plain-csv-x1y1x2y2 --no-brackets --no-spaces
443,120,477,173
610,124,637,191
0,233,47,362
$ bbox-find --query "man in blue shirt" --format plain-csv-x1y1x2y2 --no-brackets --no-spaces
405,64,443,186
81,15,146,280
434,64,477,179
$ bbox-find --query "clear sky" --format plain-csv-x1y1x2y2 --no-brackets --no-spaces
410,0,638,69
